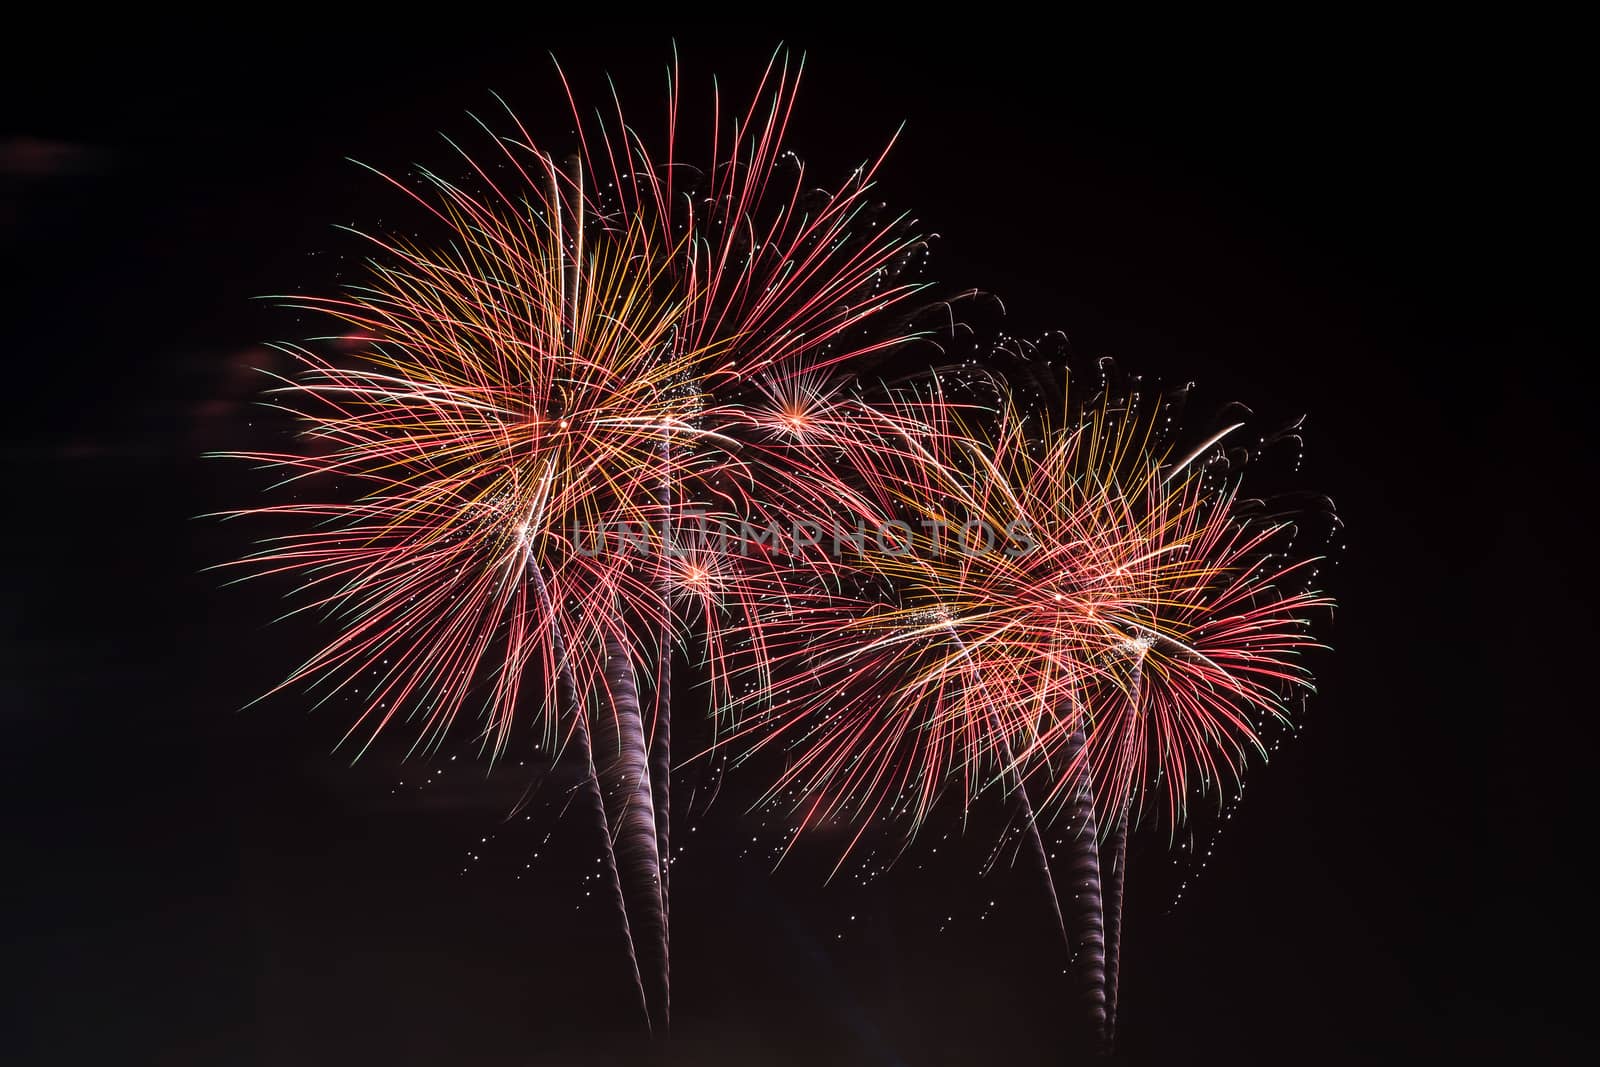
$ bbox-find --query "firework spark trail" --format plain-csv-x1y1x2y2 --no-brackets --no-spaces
938,593,1073,965
650,435,673,1002
1101,659,1140,1045
994,726,1072,967
1056,724,1109,1049
649,633,671,1013
596,633,668,1029
531,568,650,1026
1102,808,1128,1041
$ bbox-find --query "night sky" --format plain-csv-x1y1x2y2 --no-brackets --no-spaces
5,26,1592,1065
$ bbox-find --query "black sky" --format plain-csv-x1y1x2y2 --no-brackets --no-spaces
3,24,1592,1065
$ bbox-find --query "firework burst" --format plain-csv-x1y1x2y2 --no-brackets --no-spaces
727,367,1332,1051
219,50,932,1030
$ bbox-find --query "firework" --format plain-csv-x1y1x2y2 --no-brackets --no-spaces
219,50,930,1030
216,45,1332,1052
729,368,1331,1051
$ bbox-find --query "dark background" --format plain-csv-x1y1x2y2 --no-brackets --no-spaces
4,24,1591,1065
